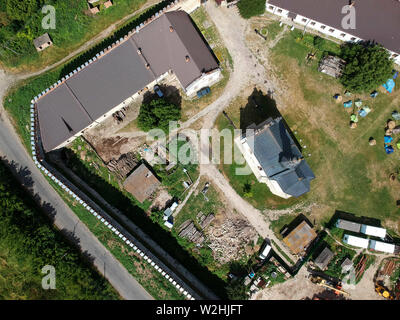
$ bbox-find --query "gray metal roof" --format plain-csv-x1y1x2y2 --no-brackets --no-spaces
248,117,315,197
314,247,334,270
36,84,93,152
33,33,52,48
335,219,361,233
66,38,155,121
36,11,219,152
268,0,400,54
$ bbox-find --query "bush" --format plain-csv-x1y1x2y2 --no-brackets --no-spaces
340,42,394,93
237,0,265,19
137,98,181,132
313,36,325,50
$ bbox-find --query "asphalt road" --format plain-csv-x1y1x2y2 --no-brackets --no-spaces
0,70,152,300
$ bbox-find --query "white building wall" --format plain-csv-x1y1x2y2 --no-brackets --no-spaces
265,2,400,65
54,72,169,150
185,68,222,97
234,135,291,199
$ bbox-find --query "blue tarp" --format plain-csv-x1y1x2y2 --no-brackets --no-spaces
385,145,394,154
343,100,353,108
384,136,393,144
383,78,395,93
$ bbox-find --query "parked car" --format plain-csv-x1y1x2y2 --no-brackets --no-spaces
197,87,211,98
259,239,272,260
154,85,164,97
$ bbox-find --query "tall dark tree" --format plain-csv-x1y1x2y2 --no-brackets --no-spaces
340,42,394,93
6,0,40,22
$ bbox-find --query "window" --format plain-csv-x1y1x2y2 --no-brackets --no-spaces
329,28,335,33
277,9,282,13
340,33,346,37
310,21,316,26
350,37,356,41
320,25,326,30
268,5,274,10
302,18,307,23
393,54,399,58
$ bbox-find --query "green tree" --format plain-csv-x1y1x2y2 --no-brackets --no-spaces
6,0,40,22
340,43,394,93
313,36,325,50
137,98,181,132
226,280,248,300
237,0,265,19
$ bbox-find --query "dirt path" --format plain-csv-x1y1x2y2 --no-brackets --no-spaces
253,267,324,300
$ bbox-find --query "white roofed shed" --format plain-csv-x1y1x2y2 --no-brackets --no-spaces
369,240,395,254
360,225,386,238
343,234,369,249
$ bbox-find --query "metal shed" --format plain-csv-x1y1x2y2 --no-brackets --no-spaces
314,247,334,270
335,219,361,233
360,225,386,238
369,240,395,254
342,234,369,249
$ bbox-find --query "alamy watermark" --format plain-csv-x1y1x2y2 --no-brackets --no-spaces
341,4,356,30
41,5,56,30
142,121,255,176
41,265,56,290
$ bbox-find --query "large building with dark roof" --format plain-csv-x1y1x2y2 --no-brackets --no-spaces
35,10,221,152
266,0,400,65
235,117,315,198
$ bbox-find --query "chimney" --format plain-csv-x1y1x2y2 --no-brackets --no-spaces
349,1,355,7
169,26,174,32
146,63,150,69
185,55,190,62
137,48,142,55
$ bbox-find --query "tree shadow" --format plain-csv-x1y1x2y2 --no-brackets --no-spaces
47,151,228,298
325,210,383,230
239,87,302,152
142,84,182,108
279,213,314,238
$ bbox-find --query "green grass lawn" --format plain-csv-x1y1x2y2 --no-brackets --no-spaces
217,25,400,233
260,21,284,42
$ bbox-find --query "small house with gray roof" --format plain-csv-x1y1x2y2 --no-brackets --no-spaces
235,117,315,198
33,33,53,52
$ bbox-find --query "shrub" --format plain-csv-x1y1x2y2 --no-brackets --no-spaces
237,0,265,19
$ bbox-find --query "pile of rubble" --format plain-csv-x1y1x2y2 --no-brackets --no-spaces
106,152,138,179
207,218,258,264
178,212,215,246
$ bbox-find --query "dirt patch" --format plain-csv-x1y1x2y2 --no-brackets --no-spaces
253,268,324,300
151,188,173,211
207,217,258,264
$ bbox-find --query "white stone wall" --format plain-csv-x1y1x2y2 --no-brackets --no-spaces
185,68,222,96
266,2,400,65
234,135,291,199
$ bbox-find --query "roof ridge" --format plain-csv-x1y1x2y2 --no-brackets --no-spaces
164,11,204,75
